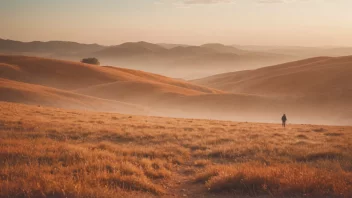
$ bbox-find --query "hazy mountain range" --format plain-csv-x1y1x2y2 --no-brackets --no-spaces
1,38,352,79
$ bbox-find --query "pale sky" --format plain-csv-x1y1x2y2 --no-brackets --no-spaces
1,0,352,46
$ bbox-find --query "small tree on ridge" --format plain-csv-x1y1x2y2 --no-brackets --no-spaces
81,57,100,65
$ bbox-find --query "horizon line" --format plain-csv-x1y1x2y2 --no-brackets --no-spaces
2,37,352,49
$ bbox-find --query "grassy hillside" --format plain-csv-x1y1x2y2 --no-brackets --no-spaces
0,102,351,198
0,54,220,93
192,56,352,97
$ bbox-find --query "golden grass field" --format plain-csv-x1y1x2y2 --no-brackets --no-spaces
1,101,351,198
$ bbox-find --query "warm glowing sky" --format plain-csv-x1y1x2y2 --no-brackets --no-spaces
1,0,352,46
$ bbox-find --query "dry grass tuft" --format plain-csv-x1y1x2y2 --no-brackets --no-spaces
325,132,344,136
296,134,309,139
194,166,222,183
193,159,211,167
312,128,326,132
198,163,352,197
100,174,165,194
296,151,344,162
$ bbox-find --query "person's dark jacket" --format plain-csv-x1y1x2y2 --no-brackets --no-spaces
282,115,287,122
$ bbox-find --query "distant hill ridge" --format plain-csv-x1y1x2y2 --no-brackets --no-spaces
0,38,288,58
0,38,105,54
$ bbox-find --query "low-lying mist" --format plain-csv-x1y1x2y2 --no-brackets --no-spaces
98,58,297,80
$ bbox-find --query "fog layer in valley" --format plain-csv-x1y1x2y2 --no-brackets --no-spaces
0,54,351,125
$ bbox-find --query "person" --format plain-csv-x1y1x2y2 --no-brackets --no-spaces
281,114,287,128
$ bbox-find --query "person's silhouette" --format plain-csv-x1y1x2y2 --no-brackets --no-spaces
281,114,287,128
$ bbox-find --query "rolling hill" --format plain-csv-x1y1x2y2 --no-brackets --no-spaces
192,56,352,98
200,43,283,58
0,78,145,114
234,44,352,59
95,41,167,57
0,39,298,79
188,56,352,124
95,41,291,60
0,38,104,57
0,55,120,90
0,54,220,93
0,54,224,116
95,42,295,79
1,54,351,125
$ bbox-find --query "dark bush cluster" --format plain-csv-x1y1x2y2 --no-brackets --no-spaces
81,57,100,65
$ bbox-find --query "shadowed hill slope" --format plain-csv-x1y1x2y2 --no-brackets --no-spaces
96,41,166,57
201,43,285,58
201,43,248,54
75,80,204,106
0,78,145,114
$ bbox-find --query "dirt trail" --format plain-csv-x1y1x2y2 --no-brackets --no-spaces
163,157,254,198
163,157,206,198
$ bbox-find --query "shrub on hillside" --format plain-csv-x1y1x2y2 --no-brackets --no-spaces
81,57,100,65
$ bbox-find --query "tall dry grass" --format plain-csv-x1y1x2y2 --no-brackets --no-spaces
0,102,351,197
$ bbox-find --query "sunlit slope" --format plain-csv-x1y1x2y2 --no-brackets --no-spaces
192,56,352,99
0,54,221,94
